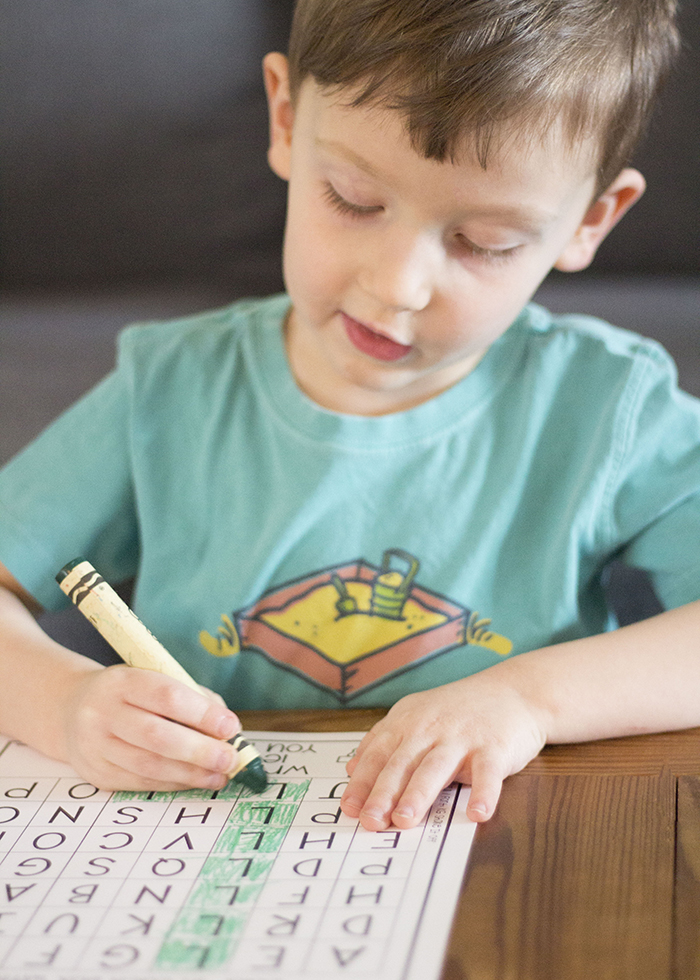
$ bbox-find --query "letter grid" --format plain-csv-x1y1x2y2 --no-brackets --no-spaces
0,734,475,979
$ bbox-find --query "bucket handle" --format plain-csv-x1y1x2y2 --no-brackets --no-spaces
379,549,420,597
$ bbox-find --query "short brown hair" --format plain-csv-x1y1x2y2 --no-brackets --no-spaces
287,0,680,193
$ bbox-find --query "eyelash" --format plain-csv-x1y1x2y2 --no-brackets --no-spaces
455,237,521,264
322,182,382,218
322,181,522,263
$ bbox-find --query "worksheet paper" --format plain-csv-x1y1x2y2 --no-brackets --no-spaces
0,732,475,980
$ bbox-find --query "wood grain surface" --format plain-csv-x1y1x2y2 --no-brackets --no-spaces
675,776,700,979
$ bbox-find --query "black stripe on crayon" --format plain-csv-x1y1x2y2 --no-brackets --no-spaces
67,570,105,608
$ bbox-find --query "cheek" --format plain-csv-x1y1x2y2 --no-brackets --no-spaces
472,259,549,316
284,206,345,297
284,232,331,305
432,276,533,349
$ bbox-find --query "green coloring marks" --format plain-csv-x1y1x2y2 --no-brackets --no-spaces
156,780,310,970
186,879,265,907
113,780,248,804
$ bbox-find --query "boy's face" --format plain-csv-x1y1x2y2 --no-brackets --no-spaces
264,54,644,416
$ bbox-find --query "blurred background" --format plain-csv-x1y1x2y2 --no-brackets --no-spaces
1,0,698,635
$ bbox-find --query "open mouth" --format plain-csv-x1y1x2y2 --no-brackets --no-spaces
342,313,413,362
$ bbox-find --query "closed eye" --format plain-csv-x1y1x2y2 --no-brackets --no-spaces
322,182,383,218
454,233,522,263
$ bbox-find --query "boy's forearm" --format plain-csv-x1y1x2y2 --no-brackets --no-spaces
0,585,102,761
501,599,700,745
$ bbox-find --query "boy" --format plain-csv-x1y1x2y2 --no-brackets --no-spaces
0,0,698,835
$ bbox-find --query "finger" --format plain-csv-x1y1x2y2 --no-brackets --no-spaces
350,744,424,831
121,669,240,740
96,737,230,792
390,745,461,828
111,702,238,775
340,730,399,821
345,728,378,776
465,750,506,822
199,686,229,709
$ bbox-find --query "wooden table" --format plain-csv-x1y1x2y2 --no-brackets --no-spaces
240,709,700,980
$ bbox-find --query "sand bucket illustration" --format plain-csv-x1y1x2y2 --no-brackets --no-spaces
371,549,420,620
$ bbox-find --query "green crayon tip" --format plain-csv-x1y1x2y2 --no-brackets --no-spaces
232,756,268,793
228,733,268,793
56,557,88,584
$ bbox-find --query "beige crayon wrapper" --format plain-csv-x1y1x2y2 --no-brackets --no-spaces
58,560,203,693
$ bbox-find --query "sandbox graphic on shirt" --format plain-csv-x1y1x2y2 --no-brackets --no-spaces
199,548,512,702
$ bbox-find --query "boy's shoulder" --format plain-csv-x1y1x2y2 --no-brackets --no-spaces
522,302,678,380
116,293,290,364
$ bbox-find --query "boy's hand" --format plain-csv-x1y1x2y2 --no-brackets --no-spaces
340,670,548,829
63,664,241,791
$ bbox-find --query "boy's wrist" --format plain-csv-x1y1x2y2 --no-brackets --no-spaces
481,651,561,746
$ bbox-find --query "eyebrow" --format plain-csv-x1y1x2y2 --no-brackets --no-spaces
315,137,555,236
315,137,385,180
463,206,552,239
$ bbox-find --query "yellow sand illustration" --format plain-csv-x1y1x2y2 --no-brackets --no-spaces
464,611,513,656
260,581,448,664
199,614,241,658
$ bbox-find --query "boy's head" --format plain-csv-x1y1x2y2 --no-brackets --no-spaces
286,0,679,197
263,1,680,416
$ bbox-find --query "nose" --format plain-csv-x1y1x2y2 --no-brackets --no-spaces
357,229,435,313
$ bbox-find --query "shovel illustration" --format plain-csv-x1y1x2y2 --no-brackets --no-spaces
332,574,359,617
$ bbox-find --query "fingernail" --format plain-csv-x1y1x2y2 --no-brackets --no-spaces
217,744,238,773
206,773,228,790
216,713,240,739
341,795,362,814
393,804,414,820
361,807,384,822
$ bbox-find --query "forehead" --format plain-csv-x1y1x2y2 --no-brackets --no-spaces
296,77,598,220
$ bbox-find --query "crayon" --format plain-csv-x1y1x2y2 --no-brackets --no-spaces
56,557,267,793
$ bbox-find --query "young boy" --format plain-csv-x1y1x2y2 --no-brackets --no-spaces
0,0,697,835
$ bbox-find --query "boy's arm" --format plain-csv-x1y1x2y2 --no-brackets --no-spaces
341,598,700,830
0,562,242,790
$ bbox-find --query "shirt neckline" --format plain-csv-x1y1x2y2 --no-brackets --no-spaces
249,295,537,451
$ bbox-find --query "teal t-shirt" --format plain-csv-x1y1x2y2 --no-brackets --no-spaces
2,294,700,710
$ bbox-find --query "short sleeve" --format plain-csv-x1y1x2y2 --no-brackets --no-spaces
607,347,700,610
0,365,138,610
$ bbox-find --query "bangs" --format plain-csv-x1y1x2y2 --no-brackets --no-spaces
289,0,679,192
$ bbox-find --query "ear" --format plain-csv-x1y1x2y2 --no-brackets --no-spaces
554,168,646,272
263,52,295,182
